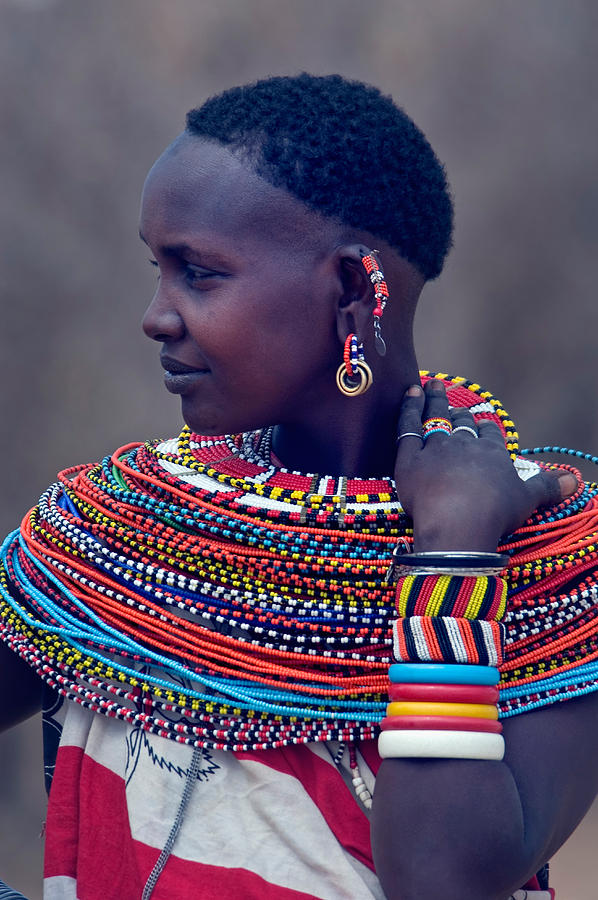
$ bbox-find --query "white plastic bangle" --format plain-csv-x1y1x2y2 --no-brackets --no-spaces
378,729,505,760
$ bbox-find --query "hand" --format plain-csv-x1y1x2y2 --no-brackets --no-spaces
394,380,577,552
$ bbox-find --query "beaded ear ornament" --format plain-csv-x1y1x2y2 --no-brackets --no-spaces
336,333,373,396
361,250,388,357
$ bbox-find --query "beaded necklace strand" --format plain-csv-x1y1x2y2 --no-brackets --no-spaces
2,374,598,751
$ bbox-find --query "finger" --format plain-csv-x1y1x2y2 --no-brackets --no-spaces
477,419,508,447
449,407,478,439
421,379,451,442
449,407,475,425
523,468,577,512
396,385,425,456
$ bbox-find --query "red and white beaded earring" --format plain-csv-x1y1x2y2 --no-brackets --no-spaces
361,250,388,356
336,333,373,396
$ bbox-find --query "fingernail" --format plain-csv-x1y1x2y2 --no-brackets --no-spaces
406,384,422,396
557,471,577,496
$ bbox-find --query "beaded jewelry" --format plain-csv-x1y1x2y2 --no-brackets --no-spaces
349,743,373,809
394,574,507,619
361,250,388,356
2,373,598,757
343,334,359,377
392,616,505,666
384,555,506,755
336,334,373,396
422,417,452,439
452,426,478,438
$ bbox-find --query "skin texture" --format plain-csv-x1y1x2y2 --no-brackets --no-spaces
4,134,597,899
140,134,423,478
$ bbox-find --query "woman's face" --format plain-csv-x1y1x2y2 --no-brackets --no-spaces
140,134,343,436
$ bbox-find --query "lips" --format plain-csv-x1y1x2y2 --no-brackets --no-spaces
160,354,209,393
160,354,208,375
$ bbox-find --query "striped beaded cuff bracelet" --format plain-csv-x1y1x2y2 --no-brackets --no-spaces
392,572,507,668
392,617,505,666
395,574,508,620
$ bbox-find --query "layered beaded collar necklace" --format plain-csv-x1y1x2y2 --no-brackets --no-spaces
2,373,598,752
225,427,274,466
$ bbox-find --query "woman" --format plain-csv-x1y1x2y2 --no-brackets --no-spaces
2,73,598,900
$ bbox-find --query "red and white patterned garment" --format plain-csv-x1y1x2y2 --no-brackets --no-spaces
42,701,554,899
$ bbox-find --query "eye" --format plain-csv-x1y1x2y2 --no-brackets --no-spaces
148,259,160,279
184,263,219,288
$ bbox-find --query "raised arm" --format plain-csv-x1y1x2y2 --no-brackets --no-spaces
370,379,595,899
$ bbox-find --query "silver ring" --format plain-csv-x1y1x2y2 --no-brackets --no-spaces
397,432,424,443
452,425,478,438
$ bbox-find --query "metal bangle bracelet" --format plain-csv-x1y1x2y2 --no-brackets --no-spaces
384,550,509,583
393,565,508,577
391,551,509,567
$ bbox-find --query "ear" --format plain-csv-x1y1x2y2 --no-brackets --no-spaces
333,244,377,347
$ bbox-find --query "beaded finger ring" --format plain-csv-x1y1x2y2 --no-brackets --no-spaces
337,333,373,396
361,250,388,357
422,417,452,438
452,425,478,438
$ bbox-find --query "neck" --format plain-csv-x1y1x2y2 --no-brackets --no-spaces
272,372,417,478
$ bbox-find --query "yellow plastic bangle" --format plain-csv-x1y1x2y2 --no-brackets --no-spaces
386,700,499,720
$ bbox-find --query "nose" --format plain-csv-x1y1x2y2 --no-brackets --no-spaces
142,284,185,343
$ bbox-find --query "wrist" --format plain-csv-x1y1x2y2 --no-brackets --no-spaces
411,504,503,553
413,528,500,554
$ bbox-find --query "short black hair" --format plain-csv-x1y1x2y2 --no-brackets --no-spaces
186,73,453,281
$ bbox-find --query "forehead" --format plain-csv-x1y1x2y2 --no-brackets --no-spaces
140,134,338,253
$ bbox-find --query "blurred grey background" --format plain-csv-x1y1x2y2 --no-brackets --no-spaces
1,0,597,897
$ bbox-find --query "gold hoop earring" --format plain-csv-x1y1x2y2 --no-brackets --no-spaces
336,360,373,396
337,334,373,396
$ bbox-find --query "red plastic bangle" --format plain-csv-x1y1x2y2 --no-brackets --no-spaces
380,715,503,733
388,682,499,704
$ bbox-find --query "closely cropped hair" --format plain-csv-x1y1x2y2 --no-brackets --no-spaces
186,73,453,281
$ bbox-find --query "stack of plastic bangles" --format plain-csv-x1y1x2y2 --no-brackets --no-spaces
378,662,504,760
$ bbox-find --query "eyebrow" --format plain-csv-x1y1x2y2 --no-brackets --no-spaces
139,232,234,268
139,232,205,257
